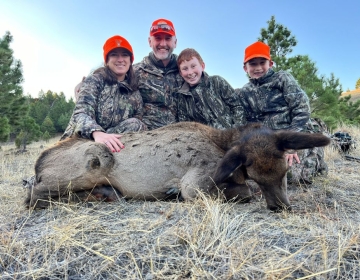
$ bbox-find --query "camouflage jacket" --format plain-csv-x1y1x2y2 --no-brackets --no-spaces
133,52,183,130
61,73,144,140
177,72,244,129
236,69,310,131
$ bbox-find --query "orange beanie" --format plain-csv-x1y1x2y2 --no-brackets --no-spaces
244,41,271,63
103,35,134,63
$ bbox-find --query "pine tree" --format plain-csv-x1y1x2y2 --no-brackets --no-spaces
41,116,56,136
42,131,51,143
28,90,75,133
15,116,42,150
0,31,28,141
356,78,360,89
258,15,297,70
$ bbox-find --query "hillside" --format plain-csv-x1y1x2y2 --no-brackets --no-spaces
341,88,360,102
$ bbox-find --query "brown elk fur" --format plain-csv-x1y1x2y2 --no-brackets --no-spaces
25,122,330,211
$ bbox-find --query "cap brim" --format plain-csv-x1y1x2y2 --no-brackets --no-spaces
244,54,271,63
150,30,175,37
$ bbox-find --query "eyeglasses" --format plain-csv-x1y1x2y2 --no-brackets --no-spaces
150,24,174,33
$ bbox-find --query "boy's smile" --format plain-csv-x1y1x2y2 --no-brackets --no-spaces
179,57,205,86
243,57,273,79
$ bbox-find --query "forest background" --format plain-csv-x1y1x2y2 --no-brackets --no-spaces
1,16,360,149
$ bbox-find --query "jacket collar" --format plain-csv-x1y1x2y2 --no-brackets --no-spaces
178,72,209,94
146,52,178,73
249,68,275,85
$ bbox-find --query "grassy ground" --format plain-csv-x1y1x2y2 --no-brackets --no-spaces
0,127,359,279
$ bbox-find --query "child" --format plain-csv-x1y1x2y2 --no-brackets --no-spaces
176,48,243,129
236,41,327,184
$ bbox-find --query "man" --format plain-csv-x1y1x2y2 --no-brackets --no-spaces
133,18,183,130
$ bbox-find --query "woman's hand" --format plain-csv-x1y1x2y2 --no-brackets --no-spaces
92,131,125,152
285,152,300,167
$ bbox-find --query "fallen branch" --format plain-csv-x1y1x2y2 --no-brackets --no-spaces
344,155,360,162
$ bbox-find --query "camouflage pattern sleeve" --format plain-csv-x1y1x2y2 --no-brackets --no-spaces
176,90,191,123
70,74,106,139
279,71,310,131
213,76,246,126
130,89,144,120
235,69,310,131
233,88,248,126
61,73,145,140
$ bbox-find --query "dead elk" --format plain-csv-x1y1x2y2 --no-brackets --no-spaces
25,122,330,211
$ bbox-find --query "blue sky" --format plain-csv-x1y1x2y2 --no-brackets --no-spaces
1,0,359,101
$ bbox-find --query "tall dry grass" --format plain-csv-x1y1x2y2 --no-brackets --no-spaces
0,126,359,279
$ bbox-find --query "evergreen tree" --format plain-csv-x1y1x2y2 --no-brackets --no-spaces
48,92,71,132
356,78,360,89
0,117,10,142
29,97,49,125
41,116,56,136
0,31,28,141
58,112,72,131
258,15,297,69
338,96,360,125
42,131,51,143
15,116,42,150
28,90,75,133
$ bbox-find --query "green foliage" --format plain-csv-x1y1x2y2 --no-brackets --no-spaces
1,32,74,144
29,97,49,126
0,117,10,142
28,90,75,134
16,116,42,150
258,15,297,69
338,96,360,125
356,78,360,89
58,112,73,131
42,131,51,142
41,116,56,136
0,31,29,141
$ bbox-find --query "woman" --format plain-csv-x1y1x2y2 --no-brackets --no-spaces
61,35,147,152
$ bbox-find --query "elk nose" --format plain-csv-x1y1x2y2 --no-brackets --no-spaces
268,204,292,212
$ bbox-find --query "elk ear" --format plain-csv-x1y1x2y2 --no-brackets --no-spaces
276,131,331,151
212,146,245,185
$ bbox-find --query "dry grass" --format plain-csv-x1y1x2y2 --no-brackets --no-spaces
341,88,360,103
0,128,359,279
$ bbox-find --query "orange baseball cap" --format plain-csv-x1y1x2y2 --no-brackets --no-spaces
150,18,176,36
103,35,134,63
244,41,271,63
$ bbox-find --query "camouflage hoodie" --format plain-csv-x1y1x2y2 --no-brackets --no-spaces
177,72,244,129
236,69,310,131
133,52,183,130
61,72,144,140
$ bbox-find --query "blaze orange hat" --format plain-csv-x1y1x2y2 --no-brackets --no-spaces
150,18,176,37
103,35,134,63
244,41,271,63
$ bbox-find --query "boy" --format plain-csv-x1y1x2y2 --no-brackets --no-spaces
236,41,327,184
176,48,243,129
